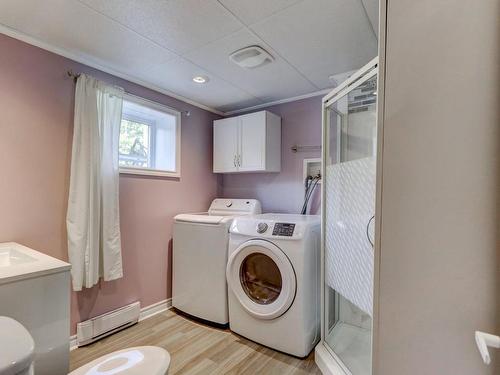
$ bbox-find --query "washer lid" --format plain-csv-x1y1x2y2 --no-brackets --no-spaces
0,317,35,375
208,199,261,216
227,239,296,320
174,199,261,224
174,213,227,224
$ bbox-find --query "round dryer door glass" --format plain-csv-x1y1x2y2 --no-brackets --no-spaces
227,239,296,320
240,253,282,305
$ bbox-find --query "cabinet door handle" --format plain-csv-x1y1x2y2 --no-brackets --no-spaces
233,155,237,167
238,155,241,166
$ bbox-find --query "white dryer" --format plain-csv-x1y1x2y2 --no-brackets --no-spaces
227,214,321,357
173,199,261,325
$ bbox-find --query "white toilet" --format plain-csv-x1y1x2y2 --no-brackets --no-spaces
0,317,171,375
0,317,35,375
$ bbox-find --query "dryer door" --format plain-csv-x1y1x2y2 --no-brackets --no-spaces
227,239,296,320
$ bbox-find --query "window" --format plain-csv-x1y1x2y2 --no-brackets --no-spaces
119,95,181,177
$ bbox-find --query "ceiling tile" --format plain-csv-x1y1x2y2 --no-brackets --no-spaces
217,0,303,25
141,56,263,111
217,98,266,113
185,29,318,103
328,69,356,87
0,0,176,74
79,0,244,54
251,0,378,89
362,0,379,38
0,0,379,112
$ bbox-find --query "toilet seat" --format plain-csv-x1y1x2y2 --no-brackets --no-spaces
70,346,170,375
0,316,35,375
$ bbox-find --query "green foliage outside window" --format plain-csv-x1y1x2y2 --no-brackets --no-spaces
119,119,150,167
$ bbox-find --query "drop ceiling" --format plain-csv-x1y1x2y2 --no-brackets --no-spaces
0,0,378,114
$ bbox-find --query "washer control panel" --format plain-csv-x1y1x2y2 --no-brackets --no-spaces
256,222,268,234
272,223,296,237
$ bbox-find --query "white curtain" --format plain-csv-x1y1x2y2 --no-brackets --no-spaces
67,74,124,292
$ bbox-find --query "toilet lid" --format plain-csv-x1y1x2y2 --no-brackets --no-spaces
0,317,35,375
70,346,170,375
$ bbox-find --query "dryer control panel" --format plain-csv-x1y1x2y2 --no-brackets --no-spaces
272,223,296,237
229,214,320,240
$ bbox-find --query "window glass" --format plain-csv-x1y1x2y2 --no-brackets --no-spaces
119,119,151,168
119,97,180,175
240,253,282,305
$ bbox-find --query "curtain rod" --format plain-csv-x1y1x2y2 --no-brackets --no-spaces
66,70,191,116
67,69,80,82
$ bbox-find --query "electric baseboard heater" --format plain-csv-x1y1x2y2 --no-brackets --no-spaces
76,301,141,346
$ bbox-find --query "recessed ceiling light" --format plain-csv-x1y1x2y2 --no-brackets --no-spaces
192,75,209,84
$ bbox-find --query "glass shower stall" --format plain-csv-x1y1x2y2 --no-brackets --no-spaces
316,57,379,375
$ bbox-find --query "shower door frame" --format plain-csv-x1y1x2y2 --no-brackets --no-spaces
317,56,380,375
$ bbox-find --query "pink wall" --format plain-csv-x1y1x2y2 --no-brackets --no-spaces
222,97,323,214
0,34,221,334
0,33,322,336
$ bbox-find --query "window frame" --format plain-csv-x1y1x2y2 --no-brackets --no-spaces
119,93,181,178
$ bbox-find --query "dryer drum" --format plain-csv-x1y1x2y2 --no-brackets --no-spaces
239,253,283,305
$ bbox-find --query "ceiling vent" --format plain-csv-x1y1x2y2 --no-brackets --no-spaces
229,46,274,69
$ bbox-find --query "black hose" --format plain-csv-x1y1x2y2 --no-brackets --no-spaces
301,176,321,214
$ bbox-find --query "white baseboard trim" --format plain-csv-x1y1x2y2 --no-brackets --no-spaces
139,298,172,322
315,342,349,375
70,335,78,351
70,298,172,351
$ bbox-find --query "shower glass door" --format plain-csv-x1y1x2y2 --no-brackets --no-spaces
322,60,378,375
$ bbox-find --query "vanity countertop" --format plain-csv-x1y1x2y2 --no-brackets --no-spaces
0,242,71,285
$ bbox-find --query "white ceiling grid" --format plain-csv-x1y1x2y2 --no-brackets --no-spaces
0,0,378,113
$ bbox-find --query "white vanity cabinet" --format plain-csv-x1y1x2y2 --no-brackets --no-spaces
213,111,281,173
0,242,71,375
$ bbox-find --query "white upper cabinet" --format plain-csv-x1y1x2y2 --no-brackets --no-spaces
213,116,239,172
213,111,281,173
238,112,266,172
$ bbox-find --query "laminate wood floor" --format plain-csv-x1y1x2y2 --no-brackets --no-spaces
70,309,321,374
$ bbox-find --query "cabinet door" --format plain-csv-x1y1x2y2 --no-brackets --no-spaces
238,112,266,171
213,117,238,172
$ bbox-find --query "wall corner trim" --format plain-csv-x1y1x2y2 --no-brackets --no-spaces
0,24,337,117
0,24,224,116
224,88,333,116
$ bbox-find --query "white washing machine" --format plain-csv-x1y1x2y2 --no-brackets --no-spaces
173,199,261,325
227,214,321,357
